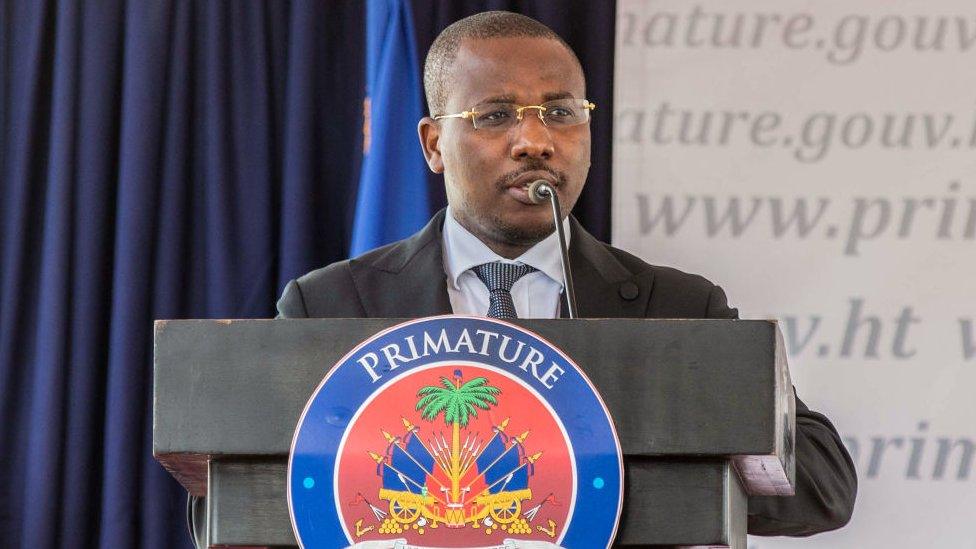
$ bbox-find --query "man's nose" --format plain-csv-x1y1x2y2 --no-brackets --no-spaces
510,114,554,160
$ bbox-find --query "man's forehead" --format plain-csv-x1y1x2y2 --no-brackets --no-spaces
446,37,585,106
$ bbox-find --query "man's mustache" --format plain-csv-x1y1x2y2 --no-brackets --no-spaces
496,161,567,190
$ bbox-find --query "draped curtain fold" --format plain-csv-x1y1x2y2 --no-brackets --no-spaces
1,2,366,547
0,1,613,547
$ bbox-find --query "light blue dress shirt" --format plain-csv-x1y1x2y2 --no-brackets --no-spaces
441,207,569,319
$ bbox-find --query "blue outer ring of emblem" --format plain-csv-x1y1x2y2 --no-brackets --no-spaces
288,316,624,548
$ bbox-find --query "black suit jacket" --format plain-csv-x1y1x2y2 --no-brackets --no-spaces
276,209,857,537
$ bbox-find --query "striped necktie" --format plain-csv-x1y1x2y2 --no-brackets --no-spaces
471,262,538,319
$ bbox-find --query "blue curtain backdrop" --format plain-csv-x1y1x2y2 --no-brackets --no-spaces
350,0,430,257
0,1,615,547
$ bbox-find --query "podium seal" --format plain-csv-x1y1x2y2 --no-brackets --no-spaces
289,316,623,548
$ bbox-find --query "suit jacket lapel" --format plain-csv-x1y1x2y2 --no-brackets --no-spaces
348,210,453,317
566,217,653,319
348,210,653,319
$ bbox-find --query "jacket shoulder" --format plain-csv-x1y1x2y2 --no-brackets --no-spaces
276,234,421,318
600,244,736,319
277,258,362,318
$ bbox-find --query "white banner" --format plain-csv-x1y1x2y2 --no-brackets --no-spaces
612,1,976,547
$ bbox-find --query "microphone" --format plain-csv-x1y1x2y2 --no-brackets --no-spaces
527,180,578,319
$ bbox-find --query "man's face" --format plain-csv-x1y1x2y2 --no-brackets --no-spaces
419,37,591,252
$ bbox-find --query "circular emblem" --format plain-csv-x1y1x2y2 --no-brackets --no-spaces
289,316,623,548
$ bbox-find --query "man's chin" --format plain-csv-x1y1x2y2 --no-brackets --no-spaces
491,216,556,247
455,208,557,252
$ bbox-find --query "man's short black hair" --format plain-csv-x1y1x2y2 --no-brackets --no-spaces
423,11,583,116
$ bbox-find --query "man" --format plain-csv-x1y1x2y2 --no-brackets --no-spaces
278,10,855,541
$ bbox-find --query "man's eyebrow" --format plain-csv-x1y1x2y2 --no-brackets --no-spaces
542,91,575,101
476,94,518,104
474,91,578,105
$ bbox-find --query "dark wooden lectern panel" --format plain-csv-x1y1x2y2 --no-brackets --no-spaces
206,458,747,548
154,318,792,548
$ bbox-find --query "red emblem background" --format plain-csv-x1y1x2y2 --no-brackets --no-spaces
335,363,575,546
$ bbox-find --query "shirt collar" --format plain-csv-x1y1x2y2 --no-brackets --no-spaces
442,206,571,290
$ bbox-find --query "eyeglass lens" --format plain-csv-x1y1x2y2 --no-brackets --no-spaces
472,99,590,130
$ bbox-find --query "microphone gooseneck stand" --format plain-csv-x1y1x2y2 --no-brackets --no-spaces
527,179,578,319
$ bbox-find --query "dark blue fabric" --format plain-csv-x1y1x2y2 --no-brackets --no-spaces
405,431,436,473
351,0,431,256
389,444,428,493
0,1,614,547
474,435,525,493
0,2,364,547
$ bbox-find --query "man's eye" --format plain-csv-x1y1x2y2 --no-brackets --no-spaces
480,110,512,122
547,107,575,118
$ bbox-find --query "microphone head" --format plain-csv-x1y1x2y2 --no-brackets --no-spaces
527,179,554,204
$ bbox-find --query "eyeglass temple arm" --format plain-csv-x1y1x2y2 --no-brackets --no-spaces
433,111,475,121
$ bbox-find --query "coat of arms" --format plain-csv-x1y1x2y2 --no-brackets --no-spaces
289,317,622,548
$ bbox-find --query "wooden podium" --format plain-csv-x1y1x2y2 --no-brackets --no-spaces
153,318,795,548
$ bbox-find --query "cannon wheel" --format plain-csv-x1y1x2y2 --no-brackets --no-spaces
390,498,421,524
489,499,521,524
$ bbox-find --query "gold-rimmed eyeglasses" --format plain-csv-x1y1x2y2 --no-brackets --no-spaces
433,98,596,131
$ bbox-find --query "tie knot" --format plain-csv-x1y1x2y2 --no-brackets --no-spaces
472,262,537,292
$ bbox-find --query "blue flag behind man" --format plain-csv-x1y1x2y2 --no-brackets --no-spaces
350,0,431,257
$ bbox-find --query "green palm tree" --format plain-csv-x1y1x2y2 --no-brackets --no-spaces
416,370,500,500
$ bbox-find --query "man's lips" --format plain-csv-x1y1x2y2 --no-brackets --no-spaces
504,172,559,205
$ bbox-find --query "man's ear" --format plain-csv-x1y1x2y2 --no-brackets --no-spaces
418,117,445,174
